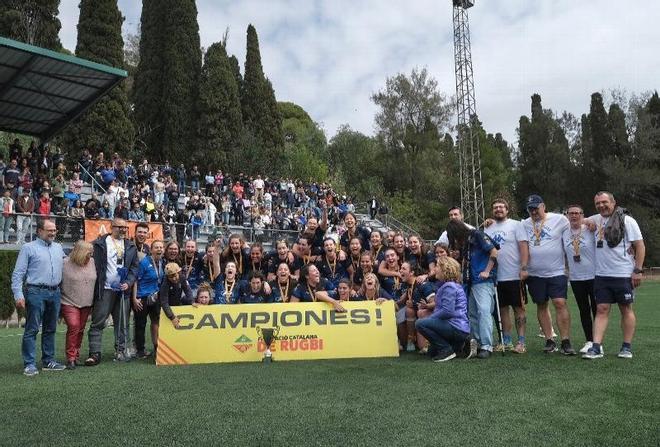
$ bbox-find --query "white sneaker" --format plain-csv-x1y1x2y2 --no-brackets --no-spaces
579,342,593,354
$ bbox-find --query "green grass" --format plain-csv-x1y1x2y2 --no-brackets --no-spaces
1,284,659,446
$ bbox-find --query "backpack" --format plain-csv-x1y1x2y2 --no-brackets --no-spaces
604,207,629,248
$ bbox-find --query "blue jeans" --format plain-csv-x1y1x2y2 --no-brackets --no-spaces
22,286,61,367
191,180,199,191
469,282,495,351
416,317,469,355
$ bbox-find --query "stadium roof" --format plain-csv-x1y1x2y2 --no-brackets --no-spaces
0,37,127,141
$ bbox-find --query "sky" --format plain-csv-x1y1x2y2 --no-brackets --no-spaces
58,0,660,146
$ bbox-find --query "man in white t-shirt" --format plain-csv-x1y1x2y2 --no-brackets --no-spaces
253,175,265,203
582,191,645,360
521,195,576,355
435,206,474,249
562,204,597,354
484,198,529,354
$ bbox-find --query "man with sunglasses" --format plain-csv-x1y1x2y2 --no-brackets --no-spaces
86,218,139,365
521,195,576,355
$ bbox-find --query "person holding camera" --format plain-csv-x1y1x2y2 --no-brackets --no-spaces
132,240,165,359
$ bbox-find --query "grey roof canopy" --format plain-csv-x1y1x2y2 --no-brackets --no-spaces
0,37,127,142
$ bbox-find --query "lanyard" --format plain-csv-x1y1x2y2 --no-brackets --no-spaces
225,280,236,299
185,255,195,278
279,280,290,303
373,245,382,260
307,285,317,302
326,256,337,277
151,257,162,281
571,227,582,256
232,252,243,274
532,216,546,245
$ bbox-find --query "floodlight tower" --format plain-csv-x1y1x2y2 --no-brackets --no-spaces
452,0,485,227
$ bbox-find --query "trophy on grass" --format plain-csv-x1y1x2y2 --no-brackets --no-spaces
256,326,280,363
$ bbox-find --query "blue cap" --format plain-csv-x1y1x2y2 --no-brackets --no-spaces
526,194,544,209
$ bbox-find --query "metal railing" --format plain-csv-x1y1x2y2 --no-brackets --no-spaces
354,201,421,237
78,162,107,195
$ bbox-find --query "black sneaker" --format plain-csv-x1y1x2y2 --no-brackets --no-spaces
66,361,76,370
432,352,456,363
543,339,558,353
135,350,152,360
477,349,491,359
560,341,576,356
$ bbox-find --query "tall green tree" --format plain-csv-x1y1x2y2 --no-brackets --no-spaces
278,102,328,182
516,94,572,209
58,0,134,157
133,0,202,163
371,67,453,195
241,24,284,161
0,0,62,50
196,42,243,170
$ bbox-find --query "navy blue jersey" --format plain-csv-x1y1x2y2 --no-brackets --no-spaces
316,256,350,289
291,278,334,303
213,276,242,304
268,278,298,303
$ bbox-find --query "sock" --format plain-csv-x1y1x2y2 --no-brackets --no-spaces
518,336,526,345
503,334,512,345
622,342,631,350
592,342,601,353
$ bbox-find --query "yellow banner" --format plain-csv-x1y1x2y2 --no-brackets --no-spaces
156,301,399,365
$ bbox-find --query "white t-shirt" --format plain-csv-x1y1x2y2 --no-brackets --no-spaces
254,178,264,189
522,212,569,278
104,235,125,289
588,214,643,278
484,219,528,282
436,223,475,246
562,225,596,281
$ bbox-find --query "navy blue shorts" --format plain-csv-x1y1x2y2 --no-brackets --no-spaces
496,280,527,308
594,276,634,305
526,275,568,304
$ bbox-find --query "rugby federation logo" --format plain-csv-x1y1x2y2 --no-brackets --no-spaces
233,334,253,353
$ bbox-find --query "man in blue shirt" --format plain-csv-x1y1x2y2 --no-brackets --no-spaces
11,219,66,376
446,220,498,359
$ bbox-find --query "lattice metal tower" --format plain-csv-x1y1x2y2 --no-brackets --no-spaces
452,0,485,227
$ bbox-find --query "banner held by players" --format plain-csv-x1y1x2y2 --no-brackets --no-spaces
156,301,399,365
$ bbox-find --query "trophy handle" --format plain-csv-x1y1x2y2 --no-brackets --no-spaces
273,326,280,337
256,326,262,339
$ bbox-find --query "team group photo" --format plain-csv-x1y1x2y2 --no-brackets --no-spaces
0,1,658,446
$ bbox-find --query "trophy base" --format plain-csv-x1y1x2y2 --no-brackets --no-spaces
262,356,273,363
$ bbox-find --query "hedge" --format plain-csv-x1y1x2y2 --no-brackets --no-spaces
0,250,20,320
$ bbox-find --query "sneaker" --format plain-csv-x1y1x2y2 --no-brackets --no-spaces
512,342,527,354
432,352,456,363
135,350,152,359
560,343,576,356
582,347,603,359
617,347,633,359
477,349,491,359
23,365,39,377
406,341,416,352
543,339,558,353
43,361,66,371
465,339,478,359
113,351,131,362
85,353,101,366
66,361,76,370
418,347,428,355
579,341,593,354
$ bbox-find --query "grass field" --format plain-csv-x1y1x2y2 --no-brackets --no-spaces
1,283,659,446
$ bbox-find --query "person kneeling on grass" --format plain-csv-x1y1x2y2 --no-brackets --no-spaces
415,257,470,363
160,263,193,329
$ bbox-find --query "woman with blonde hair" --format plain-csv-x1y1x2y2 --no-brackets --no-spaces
60,240,96,369
415,257,470,362
356,273,392,303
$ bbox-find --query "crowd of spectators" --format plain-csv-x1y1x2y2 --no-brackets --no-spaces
1,139,376,244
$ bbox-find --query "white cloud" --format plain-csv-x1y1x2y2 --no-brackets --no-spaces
58,0,660,145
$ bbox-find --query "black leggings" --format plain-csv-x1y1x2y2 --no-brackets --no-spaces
570,279,596,342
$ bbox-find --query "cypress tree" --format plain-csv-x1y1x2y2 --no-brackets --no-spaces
228,54,243,99
133,0,202,163
58,0,134,157
196,42,243,170
0,0,62,50
608,103,630,159
516,94,571,208
241,24,284,164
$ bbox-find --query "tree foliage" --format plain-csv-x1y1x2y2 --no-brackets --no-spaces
57,0,134,157
241,24,283,161
133,0,202,164
0,0,62,50
196,42,243,170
